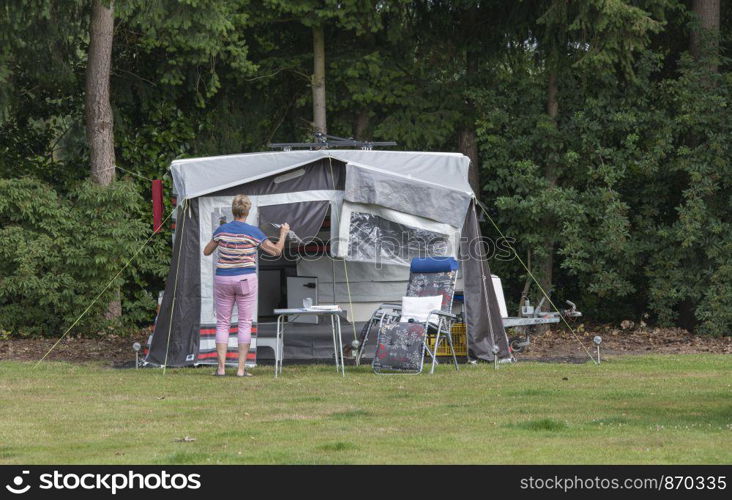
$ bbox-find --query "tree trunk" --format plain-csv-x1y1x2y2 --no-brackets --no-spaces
458,127,479,194
547,70,559,121
537,69,560,313
519,249,532,315
537,239,555,309
312,24,327,136
353,109,369,140
677,298,698,332
86,0,115,186
460,44,480,197
690,0,720,72
86,0,120,319
683,0,719,331
104,290,122,321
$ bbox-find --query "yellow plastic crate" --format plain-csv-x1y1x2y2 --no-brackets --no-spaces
426,323,467,357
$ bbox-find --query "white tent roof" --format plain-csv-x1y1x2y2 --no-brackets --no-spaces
170,150,473,200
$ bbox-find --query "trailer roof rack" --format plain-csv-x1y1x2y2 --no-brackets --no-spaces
269,132,397,151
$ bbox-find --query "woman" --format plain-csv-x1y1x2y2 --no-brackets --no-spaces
203,194,289,377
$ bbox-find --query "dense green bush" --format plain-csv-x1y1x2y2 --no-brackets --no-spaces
0,178,150,337
477,51,732,336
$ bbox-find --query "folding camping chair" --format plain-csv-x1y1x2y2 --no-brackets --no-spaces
371,257,460,374
354,303,400,366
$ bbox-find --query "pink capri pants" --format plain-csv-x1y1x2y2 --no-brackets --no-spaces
214,274,258,345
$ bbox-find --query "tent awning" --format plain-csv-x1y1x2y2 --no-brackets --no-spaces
343,162,472,227
170,150,473,201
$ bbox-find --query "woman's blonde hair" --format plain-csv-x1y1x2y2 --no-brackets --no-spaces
232,194,252,219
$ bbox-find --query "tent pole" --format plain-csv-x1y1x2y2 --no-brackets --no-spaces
331,254,337,306
327,155,338,307
471,200,498,357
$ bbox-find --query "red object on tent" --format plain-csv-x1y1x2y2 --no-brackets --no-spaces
152,180,164,233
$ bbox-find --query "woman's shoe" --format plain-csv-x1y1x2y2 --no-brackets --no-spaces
236,371,253,377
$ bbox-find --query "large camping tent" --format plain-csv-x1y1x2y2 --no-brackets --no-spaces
145,150,510,367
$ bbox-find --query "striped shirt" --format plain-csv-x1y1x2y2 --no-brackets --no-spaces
213,221,268,276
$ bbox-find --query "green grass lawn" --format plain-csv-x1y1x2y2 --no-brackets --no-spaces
0,355,729,464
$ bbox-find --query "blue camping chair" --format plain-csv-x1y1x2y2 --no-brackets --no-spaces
370,257,460,374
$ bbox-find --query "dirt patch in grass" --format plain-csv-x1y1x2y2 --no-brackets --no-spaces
513,325,730,362
0,324,729,366
0,327,152,365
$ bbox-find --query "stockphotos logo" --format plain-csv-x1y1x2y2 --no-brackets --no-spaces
4,470,201,495
5,471,31,494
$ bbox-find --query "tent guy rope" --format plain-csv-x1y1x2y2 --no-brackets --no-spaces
162,199,188,374
92,163,157,182
34,207,175,368
474,199,598,365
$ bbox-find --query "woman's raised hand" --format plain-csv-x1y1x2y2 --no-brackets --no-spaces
280,223,290,234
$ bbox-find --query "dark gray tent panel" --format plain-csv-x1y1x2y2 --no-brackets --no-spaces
259,200,329,243
147,199,201,367
460,201,511,361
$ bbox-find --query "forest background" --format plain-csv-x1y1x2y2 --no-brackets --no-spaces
0,0,729,339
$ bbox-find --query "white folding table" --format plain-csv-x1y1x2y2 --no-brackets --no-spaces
273,307,346,377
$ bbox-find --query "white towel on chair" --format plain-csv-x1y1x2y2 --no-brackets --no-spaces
400,296,442,324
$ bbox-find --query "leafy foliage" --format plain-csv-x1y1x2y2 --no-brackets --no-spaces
0,0,730,337
0,178,148,336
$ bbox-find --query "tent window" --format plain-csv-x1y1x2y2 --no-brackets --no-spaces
347,211,450,265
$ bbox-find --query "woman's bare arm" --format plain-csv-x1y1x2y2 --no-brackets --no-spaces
203,239,218,256
260,223,290,256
